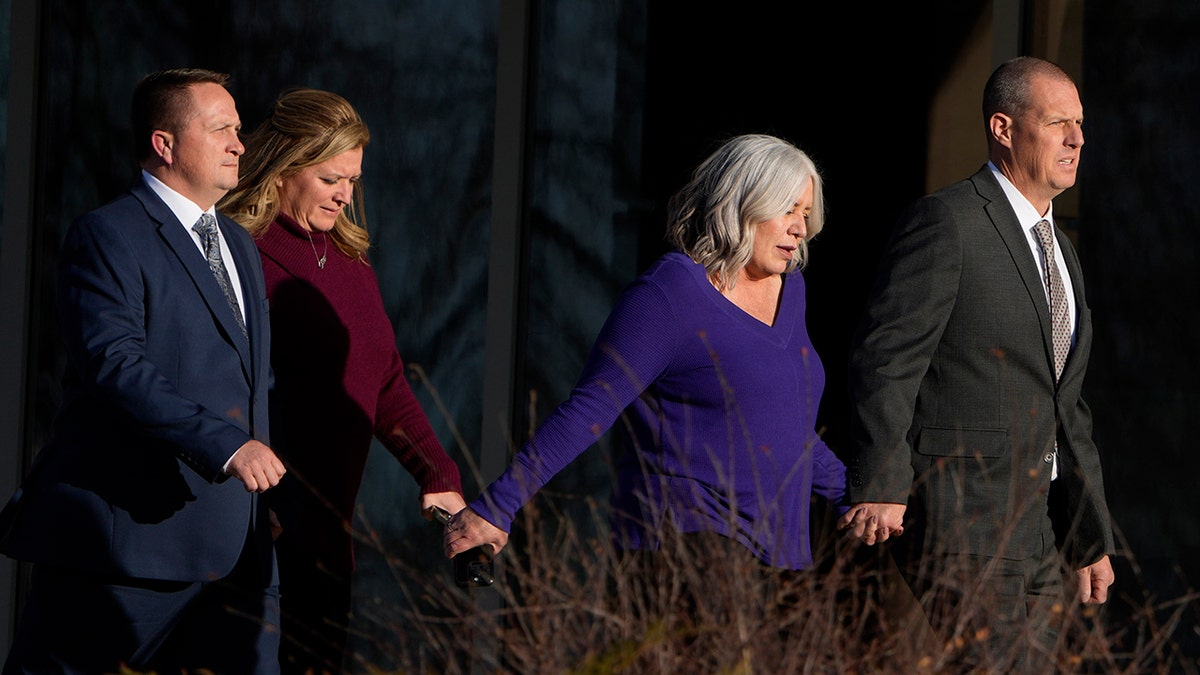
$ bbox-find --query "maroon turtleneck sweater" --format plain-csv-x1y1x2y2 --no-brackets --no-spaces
256,213,461,572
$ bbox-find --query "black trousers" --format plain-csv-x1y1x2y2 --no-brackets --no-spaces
895,535,1067,673
4,531,280,675
274,531,353,675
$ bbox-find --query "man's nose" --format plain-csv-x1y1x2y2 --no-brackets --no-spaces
1067,123,1084,149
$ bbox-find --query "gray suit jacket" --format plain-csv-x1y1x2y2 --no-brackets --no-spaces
847,165,1114,565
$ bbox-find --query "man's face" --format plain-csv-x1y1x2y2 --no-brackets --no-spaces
164,82,243,209
1004,74,1085,210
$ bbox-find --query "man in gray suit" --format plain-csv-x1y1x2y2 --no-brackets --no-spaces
838,56,1115,669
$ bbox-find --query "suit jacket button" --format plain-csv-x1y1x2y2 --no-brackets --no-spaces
1043,452,1055,464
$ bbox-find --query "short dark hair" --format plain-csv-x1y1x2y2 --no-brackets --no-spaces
131,68,230,163
982,56,1073,125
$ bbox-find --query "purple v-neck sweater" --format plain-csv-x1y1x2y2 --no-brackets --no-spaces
257,214,462,572
471,252,847,570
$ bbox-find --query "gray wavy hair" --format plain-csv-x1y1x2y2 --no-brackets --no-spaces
666,134,824,289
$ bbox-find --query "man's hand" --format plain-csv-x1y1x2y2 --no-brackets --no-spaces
1076,555,1115,604
225,440,285,493
443,507,508,558
837,502,907,545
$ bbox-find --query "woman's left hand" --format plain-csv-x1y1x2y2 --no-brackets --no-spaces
443,507,508,558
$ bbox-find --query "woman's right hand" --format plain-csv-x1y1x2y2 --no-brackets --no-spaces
443,507,509,558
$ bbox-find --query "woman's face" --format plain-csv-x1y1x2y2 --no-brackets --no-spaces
277,145,363,232
743,176,813,281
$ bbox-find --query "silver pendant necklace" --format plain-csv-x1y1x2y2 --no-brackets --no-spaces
307,231,328,269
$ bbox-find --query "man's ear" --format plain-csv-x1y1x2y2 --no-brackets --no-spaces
989,112,1014,149
151,130,174,164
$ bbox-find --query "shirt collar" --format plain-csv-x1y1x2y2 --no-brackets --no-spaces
142,170,213,229
987,161,1055,230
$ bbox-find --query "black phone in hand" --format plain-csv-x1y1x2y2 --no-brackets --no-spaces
432,506,495,588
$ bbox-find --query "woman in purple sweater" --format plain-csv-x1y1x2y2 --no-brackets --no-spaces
219,89,465,675
445,135,848,609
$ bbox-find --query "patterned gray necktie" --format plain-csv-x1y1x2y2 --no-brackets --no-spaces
1035,219,1069,479
1033,219,1070,381
193,213,248,340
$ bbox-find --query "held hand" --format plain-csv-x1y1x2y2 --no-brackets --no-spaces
225,440,286,493
443,507,508,559
837,502,906,545
1076,555,1115,604
421,491,468,522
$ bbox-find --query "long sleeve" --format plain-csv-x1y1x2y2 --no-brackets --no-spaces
61,207,251,481
470,273,679,532
848,195,963,504
470,252,844,570
372,321,462,496
257,215,462,571
848,167,1106,561
0,184,264,581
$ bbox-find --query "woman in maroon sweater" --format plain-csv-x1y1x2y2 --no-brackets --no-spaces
219,88,465,675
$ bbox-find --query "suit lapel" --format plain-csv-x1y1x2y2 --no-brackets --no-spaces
971,169,1059,378
218,213,263,380
1057,227,1089,381
132,182,253,382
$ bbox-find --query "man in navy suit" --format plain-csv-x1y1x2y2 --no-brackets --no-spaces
838,57,1116,670
1,68,286,674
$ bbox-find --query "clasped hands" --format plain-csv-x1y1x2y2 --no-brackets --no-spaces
837,501,1114,605
439,506,507,559
414,492,506,560
837,502,907,545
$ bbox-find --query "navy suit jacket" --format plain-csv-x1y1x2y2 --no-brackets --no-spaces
0,179,274,582
847,166,1114,565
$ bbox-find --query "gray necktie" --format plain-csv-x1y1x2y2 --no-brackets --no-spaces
193,213,248,340
1033,219,1070,381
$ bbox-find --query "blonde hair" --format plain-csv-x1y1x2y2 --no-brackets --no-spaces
665,134,824,289
219,88,371,259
